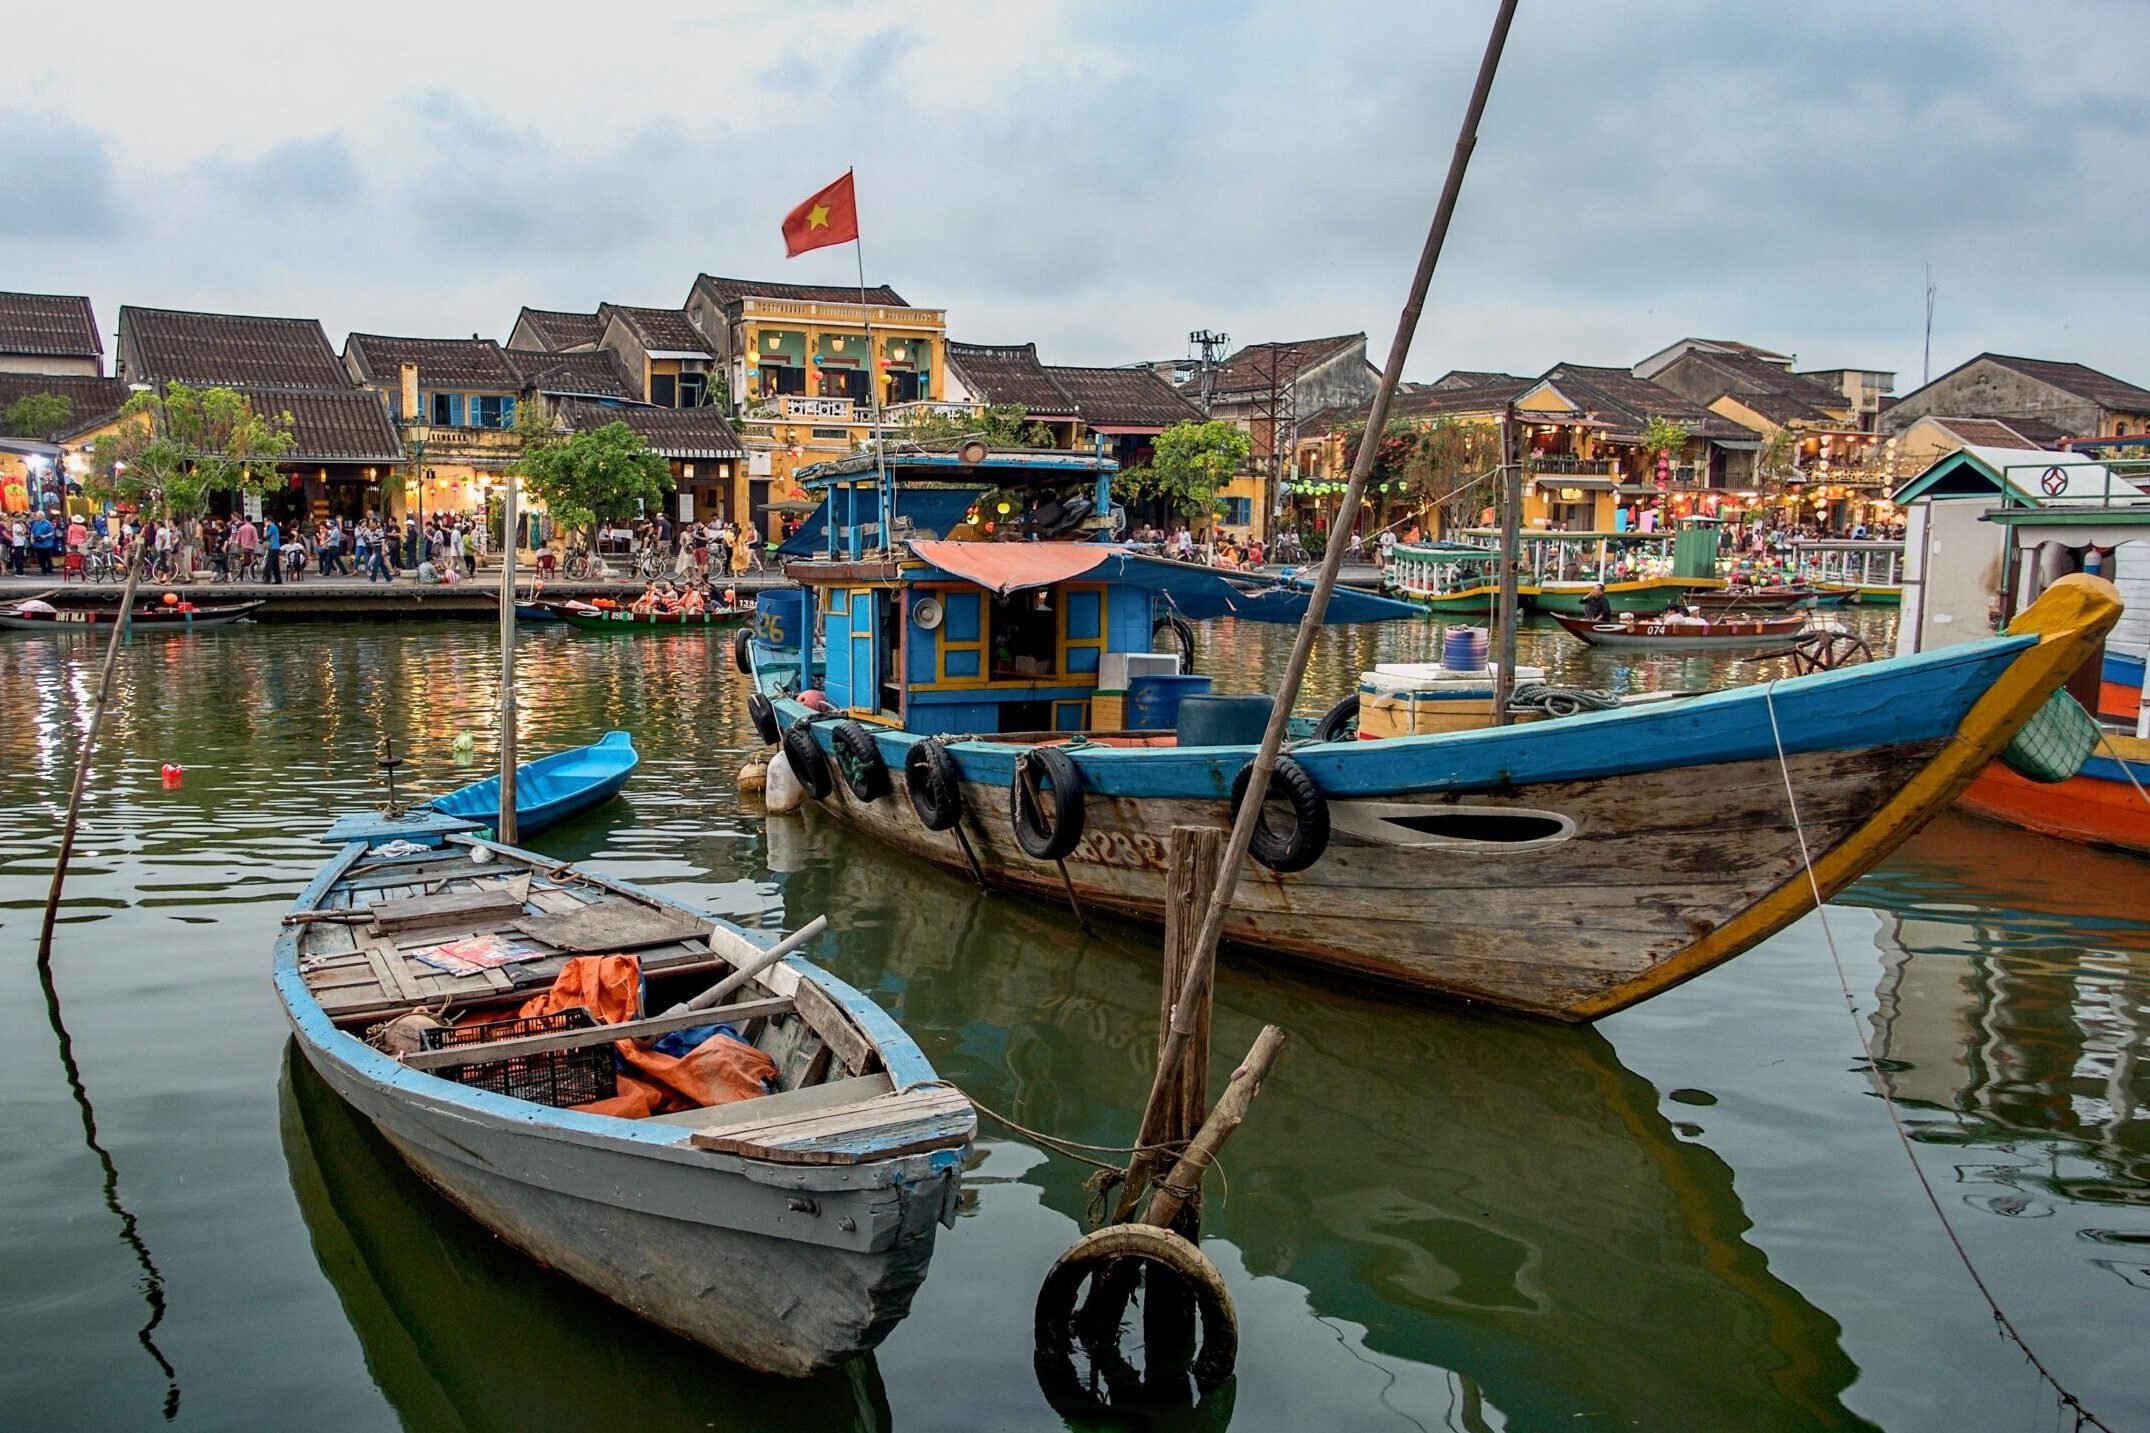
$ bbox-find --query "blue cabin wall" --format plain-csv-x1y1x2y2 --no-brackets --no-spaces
821,587,855,708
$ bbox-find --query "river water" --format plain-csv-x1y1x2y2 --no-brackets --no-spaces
1,612,2144,1432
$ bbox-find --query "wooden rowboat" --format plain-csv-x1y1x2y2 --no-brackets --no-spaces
0,597,264,630
1688,587,1808,612
422,730,639,837
1548,610,1811,650
276,818,973,1376
560,605,752,632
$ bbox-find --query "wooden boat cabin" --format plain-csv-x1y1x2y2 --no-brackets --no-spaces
770,448,1417,740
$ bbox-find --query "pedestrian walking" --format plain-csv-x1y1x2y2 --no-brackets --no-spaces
263,517,284,585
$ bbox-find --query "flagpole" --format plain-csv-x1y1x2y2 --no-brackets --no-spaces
849,169,892,554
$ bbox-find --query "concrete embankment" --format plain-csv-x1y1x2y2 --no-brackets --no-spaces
0,571,792,621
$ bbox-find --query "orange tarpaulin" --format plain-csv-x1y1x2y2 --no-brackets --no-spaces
906,539,1111,596
520,955,777,1119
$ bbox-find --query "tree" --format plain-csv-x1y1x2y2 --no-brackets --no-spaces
893,401,1053,449
514,420,672,541
88,383,296,578
1332,415,1502,534
1755,425,1800,485
1113,419,1250,518
5,391,74,440
1637,415,1692,464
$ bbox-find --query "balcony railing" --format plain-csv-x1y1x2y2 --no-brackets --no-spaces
1527,455,1618,476
885,400,981,424
737,296,946,329
402,421,521,451
745,395,859,421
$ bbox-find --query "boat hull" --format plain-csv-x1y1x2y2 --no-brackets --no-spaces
290,1036,951,1375
425,730,638,836
1956,737,2150,856
773,575,2118,1020
561,608,750,632
0,599,264,630
1532,580,1681,616
1549,612,1808,650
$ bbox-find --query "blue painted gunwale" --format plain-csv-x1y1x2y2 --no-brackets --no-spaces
423,731,638,837
2105,650,2144,687
767,632,2034,801
2082,751,2147,786
274,834,946,1154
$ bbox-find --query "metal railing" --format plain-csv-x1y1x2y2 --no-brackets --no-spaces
744,395,858,421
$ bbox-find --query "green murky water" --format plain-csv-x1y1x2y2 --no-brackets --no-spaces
1,612,2144,1431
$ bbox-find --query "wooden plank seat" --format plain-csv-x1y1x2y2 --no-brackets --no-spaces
687,1084,975,1165
644,1073,894,1130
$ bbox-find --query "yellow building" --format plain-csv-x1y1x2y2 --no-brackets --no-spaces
683,274,948,531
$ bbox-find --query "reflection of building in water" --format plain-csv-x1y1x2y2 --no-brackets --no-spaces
1855,817,2150,1206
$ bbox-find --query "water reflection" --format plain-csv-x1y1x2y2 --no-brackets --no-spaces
774,807,1876,1430
279,1047,892,1433
1847,815,2150,1232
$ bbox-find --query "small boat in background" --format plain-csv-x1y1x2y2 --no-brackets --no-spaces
0,596,265,630
277,821,971,1375
1688,586,1809,612
1549,610,1810,650
423,731,638,837
560,605,753,632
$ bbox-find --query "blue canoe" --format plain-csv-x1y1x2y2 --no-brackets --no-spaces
423,731,638,836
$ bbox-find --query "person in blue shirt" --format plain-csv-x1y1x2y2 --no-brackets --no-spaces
29,512,57,576
263,518,283,585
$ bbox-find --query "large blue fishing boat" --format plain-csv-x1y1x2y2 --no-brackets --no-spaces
743,448,2120,1022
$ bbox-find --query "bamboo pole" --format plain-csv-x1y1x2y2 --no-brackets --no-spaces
1115,0,1521,1212
1139,1025,1287,1231
1495,403,1522,725
497,472,519,845
38,542,146,964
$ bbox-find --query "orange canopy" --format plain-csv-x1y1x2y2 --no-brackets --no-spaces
907,540,1111,596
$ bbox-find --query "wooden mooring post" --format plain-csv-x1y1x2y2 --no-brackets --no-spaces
1154,825,1218,1237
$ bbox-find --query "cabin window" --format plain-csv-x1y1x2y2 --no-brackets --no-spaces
1381,810,1570,844
935,589,986,683
991,591,1059,678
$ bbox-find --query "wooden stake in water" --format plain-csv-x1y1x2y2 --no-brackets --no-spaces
1495,404,1522,727
497,472,519,845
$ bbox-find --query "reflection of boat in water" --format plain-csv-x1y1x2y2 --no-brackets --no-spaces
771,809,1875,1429
279,1046,893,1433
1844,813,2150,1207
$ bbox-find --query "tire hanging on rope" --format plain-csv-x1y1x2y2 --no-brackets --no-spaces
732,624,755,674
1313,694,1360,743
829,720,891,802
1011,746,1085,861
746,692,781,747
781,720,833,800
1229,756,1329,872
905,739,965,831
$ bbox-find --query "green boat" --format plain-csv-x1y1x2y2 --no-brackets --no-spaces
1384,542,1524,614
559,606,753,632
1530,578,1690,616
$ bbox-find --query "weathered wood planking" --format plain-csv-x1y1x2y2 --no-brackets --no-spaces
369,887,528,933
792,979,876,1077
688,1085,974,1164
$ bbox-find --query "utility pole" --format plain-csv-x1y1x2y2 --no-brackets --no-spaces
1922,264,1937,388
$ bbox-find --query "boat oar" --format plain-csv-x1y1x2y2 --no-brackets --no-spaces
664,914,828,1016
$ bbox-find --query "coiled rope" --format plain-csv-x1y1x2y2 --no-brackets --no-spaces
1761,683,2115,1433
1507,681,1622,717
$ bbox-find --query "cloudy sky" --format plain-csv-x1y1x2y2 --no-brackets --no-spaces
4,0,2144,391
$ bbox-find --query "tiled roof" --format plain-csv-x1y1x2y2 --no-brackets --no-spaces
1688,350,1846,409
1929,416,2066,451
1713,389,1837,426
1044,365,1202,429
1429,369,1528,391
505,349,635,400
946,342,1078,417
692,274,907,310
232,385,402,464
557,399,744,459
1211,334,1366,396
1982,354,2150,414
121,306,348,388
0,374,130,437
512,308,605,351
0,291,102,359
346,333,520,390
1301,378,1528,436
1539,363,1748,441
600,304,715,357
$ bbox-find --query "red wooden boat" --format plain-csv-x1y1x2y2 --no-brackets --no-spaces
1550,610,1811,650
1688,586,1809,612
0,596,265,631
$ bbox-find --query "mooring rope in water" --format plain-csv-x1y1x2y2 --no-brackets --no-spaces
1762,683,2115,1433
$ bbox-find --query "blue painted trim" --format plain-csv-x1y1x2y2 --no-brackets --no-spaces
2082,751,2147,784
774,634,2033,800
2104,650,2144,687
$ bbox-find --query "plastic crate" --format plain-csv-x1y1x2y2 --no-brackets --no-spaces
421,1006,617,1108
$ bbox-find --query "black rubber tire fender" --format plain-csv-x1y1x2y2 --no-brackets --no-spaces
1010,746,1085,862
781,720,833,801
1033,1223,1239,1400
1230,755,1330,873
828,720,891,803
746,692,781,747
732,624,755,674
1313,693,1360,743
905,740,964,832
1154,613,1197,674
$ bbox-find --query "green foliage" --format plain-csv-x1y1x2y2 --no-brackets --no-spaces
4,391,74,440
1330,415,1502,530
1756,426,1799,482
1114,419,1250,516
894,401,1053,449
1637,415,1692,460
514,420,673,537
88,383,296,520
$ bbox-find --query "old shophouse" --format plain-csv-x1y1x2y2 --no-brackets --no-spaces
116,306,402,521
1882,353,2150,443
1200,334,1380,540
0,291,128,514
554,400,746,530
344,334,527,522
682,273,949,500
943,342,1201,471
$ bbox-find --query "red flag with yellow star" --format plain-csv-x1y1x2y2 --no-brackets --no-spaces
782,172,859,256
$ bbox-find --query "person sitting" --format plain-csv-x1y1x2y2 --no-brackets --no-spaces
654,582,682,613
1580,582,1614,622
629,583,659,616
679,585,706,615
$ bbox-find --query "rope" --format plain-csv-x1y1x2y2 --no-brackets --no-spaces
1507,680,1621,717
1761,683,2115,1433
2095,729,2150,811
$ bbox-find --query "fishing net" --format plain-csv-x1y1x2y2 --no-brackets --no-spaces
1997,689,2102,784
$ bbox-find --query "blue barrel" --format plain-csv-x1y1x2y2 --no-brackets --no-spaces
1127,674,1214,730
1176,693,1274,747
755,589,808,651
1443,626,1489,671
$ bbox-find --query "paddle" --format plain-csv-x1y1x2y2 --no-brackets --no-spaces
665,915,829,1016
